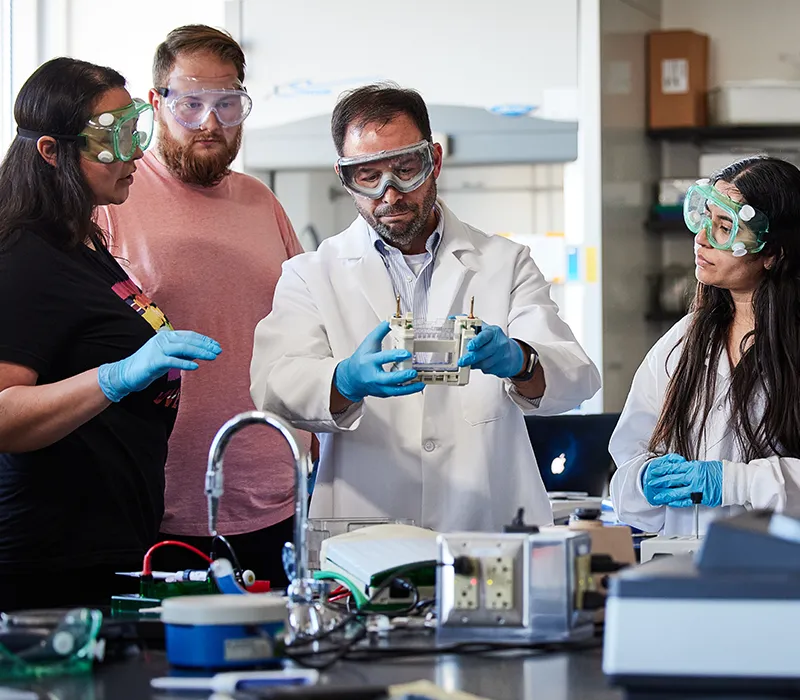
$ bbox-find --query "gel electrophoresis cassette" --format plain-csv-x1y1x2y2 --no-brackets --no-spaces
389,296,482,386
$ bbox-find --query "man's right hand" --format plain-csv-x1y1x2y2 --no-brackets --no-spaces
333,321,425,404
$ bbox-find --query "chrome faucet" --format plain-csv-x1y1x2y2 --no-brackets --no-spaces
205,410,321,639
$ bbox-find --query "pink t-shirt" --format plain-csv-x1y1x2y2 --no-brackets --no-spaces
96,151,310,536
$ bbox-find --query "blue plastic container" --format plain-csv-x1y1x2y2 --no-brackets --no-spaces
161,595,287,669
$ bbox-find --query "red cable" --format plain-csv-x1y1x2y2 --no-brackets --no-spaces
142,540,213,576
329,592,352,602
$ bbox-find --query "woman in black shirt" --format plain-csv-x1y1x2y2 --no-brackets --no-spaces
0,58,221,610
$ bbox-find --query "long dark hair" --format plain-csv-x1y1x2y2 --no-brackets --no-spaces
0,57,126,249
649,156,800,462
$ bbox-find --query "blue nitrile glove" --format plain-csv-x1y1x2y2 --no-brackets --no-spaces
98,330,221,402
646,459,723,508
457,324,525,379
642,453,688,506
334,321,426,403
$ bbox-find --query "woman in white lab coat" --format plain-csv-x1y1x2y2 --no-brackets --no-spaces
610,156,800,536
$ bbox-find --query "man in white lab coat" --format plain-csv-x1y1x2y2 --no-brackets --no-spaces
250,83,600,531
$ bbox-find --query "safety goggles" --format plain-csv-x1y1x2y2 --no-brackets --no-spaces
0,608,103,679
16,99,153,164
157,78,252,130
80,99,154,163
337,140,434,199
683,179,769,256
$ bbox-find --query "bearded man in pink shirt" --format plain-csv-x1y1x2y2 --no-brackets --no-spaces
96,25,311,587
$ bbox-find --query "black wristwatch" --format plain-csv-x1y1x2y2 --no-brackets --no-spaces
512,340,539,382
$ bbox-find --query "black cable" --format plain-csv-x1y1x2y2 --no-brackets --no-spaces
349,637,604,662
285,610,600,670
286,635,603,668
211,534,243,573
283,625,369,670
380,576,420,618
410,598,435,615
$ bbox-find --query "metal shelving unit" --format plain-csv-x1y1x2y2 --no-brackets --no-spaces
647,124,800,142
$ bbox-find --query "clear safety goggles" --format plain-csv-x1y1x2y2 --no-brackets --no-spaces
157,77,252,130
683,179,769,257
337,140,434,199
17,99,153,164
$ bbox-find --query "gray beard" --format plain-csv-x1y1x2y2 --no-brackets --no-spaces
360,180,437,250
371,212,428,248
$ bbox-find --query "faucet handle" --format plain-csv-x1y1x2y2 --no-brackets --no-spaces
205,470,223,536
282,542,297,582
204,468,223,497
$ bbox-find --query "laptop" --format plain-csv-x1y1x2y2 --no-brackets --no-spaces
524,413,620,497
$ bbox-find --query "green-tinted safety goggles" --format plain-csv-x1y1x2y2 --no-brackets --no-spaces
79,99,154,163
683,179,769,257
17,99,154,164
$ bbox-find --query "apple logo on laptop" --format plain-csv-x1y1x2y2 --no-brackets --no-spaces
551,453,567,475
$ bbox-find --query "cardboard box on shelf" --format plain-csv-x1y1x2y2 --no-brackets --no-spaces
648,30,709,130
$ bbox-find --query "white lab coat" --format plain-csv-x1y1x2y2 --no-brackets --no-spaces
609,314,800,536
250,200,601,532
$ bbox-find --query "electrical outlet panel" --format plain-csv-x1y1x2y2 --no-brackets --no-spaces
454,572,480,610
437,529,595,645
483,556,514,610
436,535,525,628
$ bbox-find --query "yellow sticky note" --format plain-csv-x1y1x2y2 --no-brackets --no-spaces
585,246,598,283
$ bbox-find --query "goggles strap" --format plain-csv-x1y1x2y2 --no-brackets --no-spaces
17,127,85,146
156,86,248,99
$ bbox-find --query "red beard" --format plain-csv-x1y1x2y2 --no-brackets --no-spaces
158,120,242,187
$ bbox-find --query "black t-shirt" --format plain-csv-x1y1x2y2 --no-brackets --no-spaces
0,230,181,572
